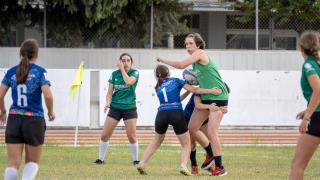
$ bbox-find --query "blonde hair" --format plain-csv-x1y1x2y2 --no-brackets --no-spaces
299,31,320,63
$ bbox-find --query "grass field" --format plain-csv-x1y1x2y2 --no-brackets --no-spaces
0,145,319,180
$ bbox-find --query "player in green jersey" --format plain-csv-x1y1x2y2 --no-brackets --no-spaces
94,53,140,166
290,31,320,180
157,33,228,176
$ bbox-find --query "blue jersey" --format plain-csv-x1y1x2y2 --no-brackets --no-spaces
183,94,195,120
155,77,186,111
1,64,51,117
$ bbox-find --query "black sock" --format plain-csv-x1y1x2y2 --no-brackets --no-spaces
190,150,197,166
204,143,213,157
214,156,222,168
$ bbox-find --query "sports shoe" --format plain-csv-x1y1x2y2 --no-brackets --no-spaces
211,166,227,176
133,160,140,166
94,159,104,165
179,166,192,176
201,155,214,170
137,164,147,175
191,166,199,174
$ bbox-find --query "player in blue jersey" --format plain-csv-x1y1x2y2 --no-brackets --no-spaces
0,39,55,180
137,64,221,176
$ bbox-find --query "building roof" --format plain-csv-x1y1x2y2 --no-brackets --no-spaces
180,0,235,12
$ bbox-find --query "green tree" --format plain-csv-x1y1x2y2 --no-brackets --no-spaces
0,0,190,47
233,0,320,49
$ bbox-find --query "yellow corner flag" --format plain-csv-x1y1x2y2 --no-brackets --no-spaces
70,61,84,97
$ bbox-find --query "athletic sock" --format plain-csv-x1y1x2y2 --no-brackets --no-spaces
98,140,109,161
4,167,18,180
190,149,197,166
130,141,139,161
204,143,213,157
21,162,39,180
214,156,222,168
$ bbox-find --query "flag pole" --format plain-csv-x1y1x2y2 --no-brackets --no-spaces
70,61,84,147
74,85,81,147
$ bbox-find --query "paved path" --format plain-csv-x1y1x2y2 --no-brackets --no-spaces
0,129,300,145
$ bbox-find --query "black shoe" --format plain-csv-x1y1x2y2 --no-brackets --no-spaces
133,160,140,166
94,159,104,165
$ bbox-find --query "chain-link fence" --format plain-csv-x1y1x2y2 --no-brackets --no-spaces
2,2,320,49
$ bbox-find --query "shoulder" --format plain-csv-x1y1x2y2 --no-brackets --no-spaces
303,60,318,70
33,64,47,73
193,49,206,56
112,69,121,75
6,66,18,74
129,68,139,75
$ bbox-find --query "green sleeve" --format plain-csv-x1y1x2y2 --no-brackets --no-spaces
108,72,114,84
304,62,317,77
131,70,139,81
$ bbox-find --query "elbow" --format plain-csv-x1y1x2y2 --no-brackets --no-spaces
177,64,188,69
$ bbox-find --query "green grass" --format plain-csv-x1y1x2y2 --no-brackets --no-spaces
0,145,320,179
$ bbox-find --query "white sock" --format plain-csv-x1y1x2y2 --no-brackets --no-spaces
21,162,39,180
4,167,18,180
130,141,139,161
180,164,187,169
98,140,109,161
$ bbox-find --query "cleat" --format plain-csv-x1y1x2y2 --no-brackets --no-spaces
133,160,140,166
137,164,147,175
207,164,214,172
94,159,104,165
180,166,192,176
201,155,214,170
191,166,199,174
211,166,227,176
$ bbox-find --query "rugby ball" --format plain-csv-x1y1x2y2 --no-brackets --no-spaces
182,69,198,85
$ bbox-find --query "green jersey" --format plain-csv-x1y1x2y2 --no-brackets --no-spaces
300,56,320,112
108,69,139,110
192,56,228,101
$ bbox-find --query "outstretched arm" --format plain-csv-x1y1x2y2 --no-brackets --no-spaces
157,50,207,69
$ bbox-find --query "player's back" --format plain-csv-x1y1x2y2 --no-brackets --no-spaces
155,77,186,111
2,64,50,116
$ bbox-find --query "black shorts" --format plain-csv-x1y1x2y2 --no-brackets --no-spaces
5,114,46,146
185,117,208,126
155,109,188,135
306,112,320,137
107,107,138,121
202,100,228,107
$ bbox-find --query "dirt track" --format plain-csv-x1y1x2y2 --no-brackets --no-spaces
0,129,300,145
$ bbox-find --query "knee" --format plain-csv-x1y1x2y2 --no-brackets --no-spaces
100,135,108,141
127,136,137,144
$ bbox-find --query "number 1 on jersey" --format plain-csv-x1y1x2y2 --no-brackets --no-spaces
161,87,168,102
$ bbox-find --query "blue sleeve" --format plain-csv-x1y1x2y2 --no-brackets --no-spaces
1,71,11,87
177,78,187,88
40,69,51,86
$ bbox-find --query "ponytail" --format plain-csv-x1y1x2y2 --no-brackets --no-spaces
154,64,169,89
16,56,30,84
155,76,164,89
16,39,39,84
